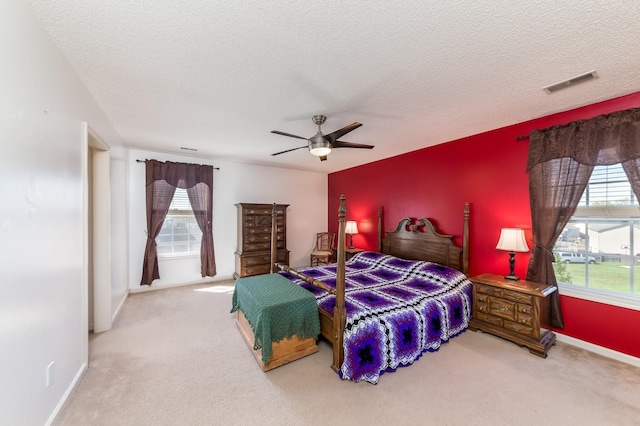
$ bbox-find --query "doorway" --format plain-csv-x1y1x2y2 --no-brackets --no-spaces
84,124,112,343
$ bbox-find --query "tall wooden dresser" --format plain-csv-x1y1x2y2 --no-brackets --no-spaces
234,203,289,278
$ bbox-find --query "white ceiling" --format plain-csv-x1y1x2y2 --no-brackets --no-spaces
27,0,640,173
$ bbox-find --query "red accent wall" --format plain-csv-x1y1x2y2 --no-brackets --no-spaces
328,91,640,359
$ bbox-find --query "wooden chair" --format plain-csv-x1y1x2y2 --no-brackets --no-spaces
310,232,336,266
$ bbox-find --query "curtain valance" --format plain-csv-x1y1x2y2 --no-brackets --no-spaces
527,107,640,170
145,159,213,188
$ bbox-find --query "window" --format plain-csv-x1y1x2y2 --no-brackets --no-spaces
553,164,640,303
156,188,202,256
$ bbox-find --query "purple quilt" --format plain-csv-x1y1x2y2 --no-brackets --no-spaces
279,251,473,384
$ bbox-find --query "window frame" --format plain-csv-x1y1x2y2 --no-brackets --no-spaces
555,164,640,311
156,188,202,259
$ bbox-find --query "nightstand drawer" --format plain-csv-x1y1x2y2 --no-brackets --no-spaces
504,319,534,338
477,293,490,303
476,312,503,327
502,289,533,305
516,312,533,327
516,304,533,315
476,284,503,298
476,300,490,314
489,298,515,320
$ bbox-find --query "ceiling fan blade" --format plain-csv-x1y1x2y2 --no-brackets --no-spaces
324,122,362,142
332,140,374,149
271,146,308,156
270,130,308,141
319,155,328,161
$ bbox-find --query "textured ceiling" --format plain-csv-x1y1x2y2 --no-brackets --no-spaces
27,0,640,173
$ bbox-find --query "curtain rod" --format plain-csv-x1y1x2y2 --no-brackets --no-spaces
136,159,219,170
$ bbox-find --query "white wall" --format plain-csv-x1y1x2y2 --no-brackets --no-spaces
128,149,328,291
0,1,125,424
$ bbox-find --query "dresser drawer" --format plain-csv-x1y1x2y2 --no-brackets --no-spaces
239,251,289,277
243,264,271,276
244,254,271,266
241,252,289,267
246,233,271,243
244,216,284,228
243,241,286,252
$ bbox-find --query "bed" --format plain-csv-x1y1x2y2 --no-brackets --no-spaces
276,195,472,383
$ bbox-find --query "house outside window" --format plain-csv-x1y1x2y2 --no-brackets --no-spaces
157,188,202,256
553,163,640,305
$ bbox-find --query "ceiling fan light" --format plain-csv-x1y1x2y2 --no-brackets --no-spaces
309,146,332,156
309,135,331,156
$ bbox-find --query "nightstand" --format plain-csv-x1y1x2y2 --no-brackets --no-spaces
468,273,557,358
345,247,365,261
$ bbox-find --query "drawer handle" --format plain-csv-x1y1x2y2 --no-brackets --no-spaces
495,305,508,312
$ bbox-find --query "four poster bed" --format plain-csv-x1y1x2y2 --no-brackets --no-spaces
275,196,472,383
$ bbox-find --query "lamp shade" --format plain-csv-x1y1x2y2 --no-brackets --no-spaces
496,228,529,252
345,221,359,235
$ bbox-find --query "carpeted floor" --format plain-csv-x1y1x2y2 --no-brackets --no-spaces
53,281,640,425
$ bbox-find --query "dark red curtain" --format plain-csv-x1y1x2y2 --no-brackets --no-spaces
187,182,216,277
141,160,216,285
527,107,640,328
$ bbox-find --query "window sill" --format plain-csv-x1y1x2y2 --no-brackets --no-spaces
558,283,640,311
158,253,200,261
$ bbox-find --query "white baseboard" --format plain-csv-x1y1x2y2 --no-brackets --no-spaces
112,292,128,324
555,333,640,368
45,362,88,426
129,275,234,293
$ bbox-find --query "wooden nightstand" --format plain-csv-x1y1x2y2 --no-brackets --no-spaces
345,247,365,261
468,273,557,358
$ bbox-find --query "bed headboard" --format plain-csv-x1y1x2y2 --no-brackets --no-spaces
377,203,470,274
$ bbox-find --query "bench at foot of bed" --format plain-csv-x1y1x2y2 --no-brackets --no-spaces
236,309,318,371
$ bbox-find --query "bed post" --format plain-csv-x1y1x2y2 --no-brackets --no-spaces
270,203,277,274
378,206,383,252
331,194,347,373
462,202,470,275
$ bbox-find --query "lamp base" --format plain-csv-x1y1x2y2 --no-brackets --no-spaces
504,251,520,281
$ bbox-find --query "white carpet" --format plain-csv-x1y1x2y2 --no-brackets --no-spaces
54,281,640,425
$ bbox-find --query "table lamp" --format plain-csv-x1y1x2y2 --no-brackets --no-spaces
496,228,529,281
345,221,359,249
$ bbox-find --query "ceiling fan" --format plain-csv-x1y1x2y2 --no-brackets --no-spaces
270,115,374,161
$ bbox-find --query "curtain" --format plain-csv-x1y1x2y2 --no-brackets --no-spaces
187,182,216,277
622,159,640,201
141,169,176,285
141,160,216,285
526,107,640,328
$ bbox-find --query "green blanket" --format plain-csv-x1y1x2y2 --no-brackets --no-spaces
231,273,320,363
